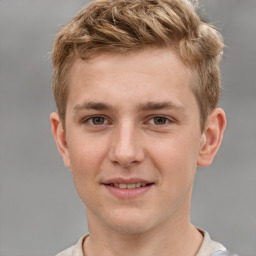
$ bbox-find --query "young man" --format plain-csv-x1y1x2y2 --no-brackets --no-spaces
50,0,235,255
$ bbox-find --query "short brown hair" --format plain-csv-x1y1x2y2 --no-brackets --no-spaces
51,0,224,130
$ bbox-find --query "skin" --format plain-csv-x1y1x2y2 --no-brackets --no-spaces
51,47,226,256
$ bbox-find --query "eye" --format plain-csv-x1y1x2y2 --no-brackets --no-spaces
148,116,170,125
86,116,108,125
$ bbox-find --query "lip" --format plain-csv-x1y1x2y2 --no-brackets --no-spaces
103,177,153,184
102,177,155,199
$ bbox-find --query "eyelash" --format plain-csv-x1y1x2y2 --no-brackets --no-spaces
82,116,110,126
147,116,172,126
82,115,173,126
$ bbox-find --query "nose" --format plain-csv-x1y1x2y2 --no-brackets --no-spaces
108,122,145,168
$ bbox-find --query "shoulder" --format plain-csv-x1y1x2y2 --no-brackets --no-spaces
196,229,238,256
198,229,226,254
196,229,227,256
55,234,89,256
56,245,75,256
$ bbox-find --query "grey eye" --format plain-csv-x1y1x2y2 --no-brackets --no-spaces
153,116,167,125
90,116,106,125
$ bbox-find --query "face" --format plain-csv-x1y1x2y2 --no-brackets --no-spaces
51,47,224,235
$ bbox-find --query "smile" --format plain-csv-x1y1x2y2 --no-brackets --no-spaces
103,181,154,199
108,183,148,189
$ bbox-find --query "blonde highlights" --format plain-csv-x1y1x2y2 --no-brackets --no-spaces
51,0,224,129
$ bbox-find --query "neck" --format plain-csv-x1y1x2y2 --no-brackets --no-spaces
83,204,203,256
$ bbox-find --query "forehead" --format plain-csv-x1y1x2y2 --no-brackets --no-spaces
71,47,191,78
67,47,194,111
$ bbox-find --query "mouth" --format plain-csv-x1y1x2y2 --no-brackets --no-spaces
102,180,154,199
106,183,153,189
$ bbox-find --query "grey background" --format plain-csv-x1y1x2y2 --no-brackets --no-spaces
0,0,255,255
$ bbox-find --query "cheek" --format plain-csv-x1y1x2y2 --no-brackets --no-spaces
67,135,108,194
149,134,200,187
68,133,108,170
69,146,101,207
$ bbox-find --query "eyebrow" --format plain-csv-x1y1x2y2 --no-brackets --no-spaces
73,101,185,113
73,102,114,111
136,101,185,112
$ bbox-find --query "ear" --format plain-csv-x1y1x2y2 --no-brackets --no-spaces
50,112,71,168
197,108,226,166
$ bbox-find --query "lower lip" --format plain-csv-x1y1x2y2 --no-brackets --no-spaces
104,184,153,199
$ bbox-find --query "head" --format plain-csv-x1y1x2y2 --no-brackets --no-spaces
51,0,224,131
50,0,226,235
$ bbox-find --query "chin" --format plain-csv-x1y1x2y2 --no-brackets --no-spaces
109,221,150,235
105,208,155,234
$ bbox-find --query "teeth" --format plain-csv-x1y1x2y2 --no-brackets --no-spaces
111,183,148,189
127,184,136,189
119,183,127,189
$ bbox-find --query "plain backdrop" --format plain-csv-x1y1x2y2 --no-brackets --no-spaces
0,0,255,255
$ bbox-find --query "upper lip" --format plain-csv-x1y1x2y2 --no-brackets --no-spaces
102,177,154,185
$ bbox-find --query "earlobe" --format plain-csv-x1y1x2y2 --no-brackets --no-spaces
50,112,71,168
197,108,226,167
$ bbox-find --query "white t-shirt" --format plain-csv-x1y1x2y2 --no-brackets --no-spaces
56,230,228,256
